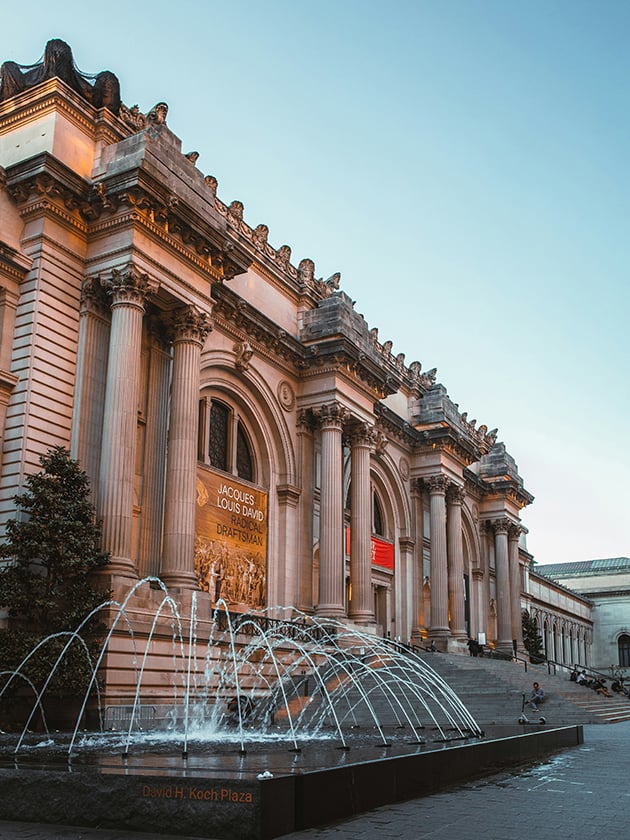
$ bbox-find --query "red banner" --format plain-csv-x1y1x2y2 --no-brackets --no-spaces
345,527,395,570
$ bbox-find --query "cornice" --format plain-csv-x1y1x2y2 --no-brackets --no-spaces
0,240,32,280
210,282,304,371
414,424,485,467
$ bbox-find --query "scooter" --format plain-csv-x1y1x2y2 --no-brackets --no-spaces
518,692,546,725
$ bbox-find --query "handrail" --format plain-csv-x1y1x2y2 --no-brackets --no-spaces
484,646,529,672
545,659,614,684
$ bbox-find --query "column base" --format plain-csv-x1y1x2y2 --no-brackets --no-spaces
428,628,451,652
348,610,376,625
97,556,138,581
160,570,199,592
315,604,346,619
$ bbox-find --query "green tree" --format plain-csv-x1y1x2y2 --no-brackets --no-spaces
0,446,109,702
522,609,545,663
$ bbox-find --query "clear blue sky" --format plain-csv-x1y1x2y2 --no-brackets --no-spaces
2,1,628,565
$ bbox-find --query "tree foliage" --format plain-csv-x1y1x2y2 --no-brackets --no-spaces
522,609,545,664
0,446,109,701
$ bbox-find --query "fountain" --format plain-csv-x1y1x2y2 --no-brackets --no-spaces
0,578,583,839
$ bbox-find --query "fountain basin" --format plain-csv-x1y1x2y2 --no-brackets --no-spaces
0,725,583,839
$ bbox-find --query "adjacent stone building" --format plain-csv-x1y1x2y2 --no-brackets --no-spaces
536,558,630,672
0,41,584,699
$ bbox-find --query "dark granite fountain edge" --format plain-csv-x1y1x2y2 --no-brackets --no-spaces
0,726,583,840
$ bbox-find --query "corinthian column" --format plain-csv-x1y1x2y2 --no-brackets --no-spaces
316,402,347,618
161,305,211,589
492,518,512,648
72,278,110,494
446,483,467,644
296,410,316,611
98,267,155,578
426,475,450,646
349,422,374,625
508,523,524,650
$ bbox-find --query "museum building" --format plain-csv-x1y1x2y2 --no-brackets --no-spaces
0,40,592,685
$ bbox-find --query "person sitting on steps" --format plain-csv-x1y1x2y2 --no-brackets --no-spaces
529,681,545,712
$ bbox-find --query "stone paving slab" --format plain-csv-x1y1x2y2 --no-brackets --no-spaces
0,722,627,840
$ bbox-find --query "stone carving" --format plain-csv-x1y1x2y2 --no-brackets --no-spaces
146,102,168,125
118,104,146,131
382,340,393,355
277,380,295,411
173,305,212,345
446,484,465,505
79,277,109,317
325,272,341,291
101,265,155,308
426,474,450,495
234,340,253,371
491,517,511,535
314,401,349,429
204,175,218,196
398,457,410,481
185,151,199,164
298,258,315,287
252,224,269,250
0,39,121,115
227,200,244,228
276,245,292,269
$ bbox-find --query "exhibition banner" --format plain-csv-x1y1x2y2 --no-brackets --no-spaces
345,527,395,571
195,467,267,609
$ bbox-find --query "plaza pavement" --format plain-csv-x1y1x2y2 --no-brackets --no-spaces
0,721,627,840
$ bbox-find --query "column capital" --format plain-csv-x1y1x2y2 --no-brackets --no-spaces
314,401,349,430
101,265,157,310
491,517,511,535
508,522,522,542
349,420,376,448
296,408,317,433
425,474,449,496
172,304,212,346
446,483,465,506
80,276,109,317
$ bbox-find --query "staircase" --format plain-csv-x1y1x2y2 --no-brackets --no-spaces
417,651,630,725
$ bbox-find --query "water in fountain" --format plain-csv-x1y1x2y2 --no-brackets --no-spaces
0,577,483,764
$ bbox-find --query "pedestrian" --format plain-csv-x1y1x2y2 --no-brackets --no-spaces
529,681,545,711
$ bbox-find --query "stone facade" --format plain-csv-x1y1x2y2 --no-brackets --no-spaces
536,558,630,672
0,42,564,699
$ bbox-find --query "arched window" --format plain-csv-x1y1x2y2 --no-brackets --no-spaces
199,397,255,483
618,634,630,668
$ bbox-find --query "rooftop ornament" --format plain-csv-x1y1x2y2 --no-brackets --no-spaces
0,38,121,115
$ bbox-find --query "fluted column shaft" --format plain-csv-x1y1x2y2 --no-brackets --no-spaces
297,411,315,611
411,484,424,642
138,325,171,578
98,268,152,578
427,475,450,642
349,424,374,624
508,523,524,649
493,518,512,647
161,306,211,589
71,279,110,494
446,483,466,640
316,403,347,618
